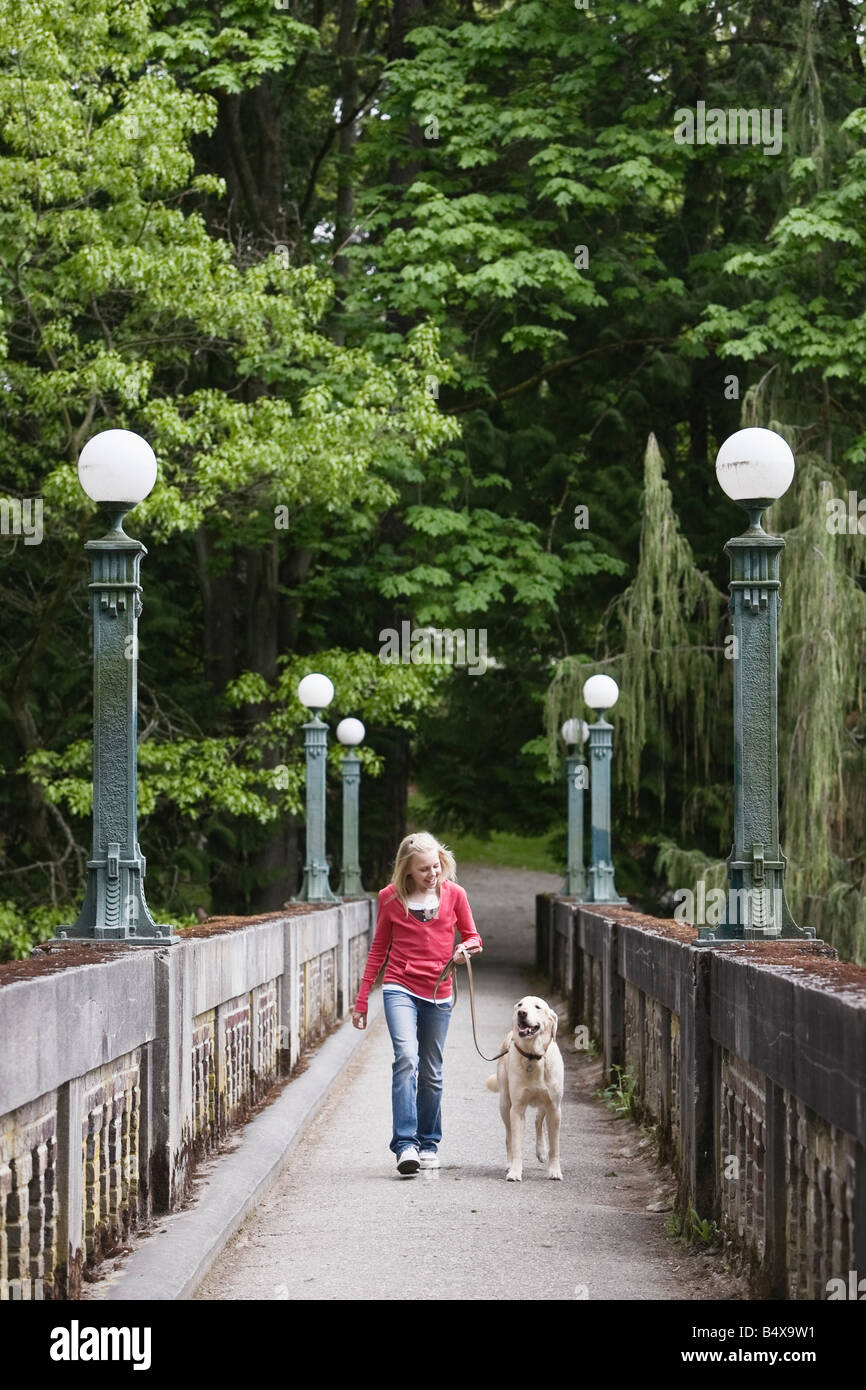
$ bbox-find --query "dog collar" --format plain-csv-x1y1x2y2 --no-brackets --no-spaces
513,1041,543,1061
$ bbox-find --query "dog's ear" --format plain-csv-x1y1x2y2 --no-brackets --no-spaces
547,1007,559,1039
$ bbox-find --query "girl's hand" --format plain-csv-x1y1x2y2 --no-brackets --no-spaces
452,943,482,962
352,1009,367,1029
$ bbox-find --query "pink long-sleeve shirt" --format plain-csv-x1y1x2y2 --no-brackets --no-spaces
354,879,483,1013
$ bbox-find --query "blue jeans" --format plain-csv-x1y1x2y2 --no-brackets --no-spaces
383,989,453,1157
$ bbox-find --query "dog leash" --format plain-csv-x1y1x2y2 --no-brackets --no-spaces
432,950,510,1063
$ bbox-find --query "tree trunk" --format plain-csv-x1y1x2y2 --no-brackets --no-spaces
333,0,360,315
196,527,237,696
241,538,298,910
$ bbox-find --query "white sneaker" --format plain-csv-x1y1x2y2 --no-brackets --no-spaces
397,1146,420,1175
419,1149,440,1169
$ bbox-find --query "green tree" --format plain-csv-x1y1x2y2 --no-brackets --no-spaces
0,0,457,942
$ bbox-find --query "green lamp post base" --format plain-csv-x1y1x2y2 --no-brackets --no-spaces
293,865,342,905
63,854,177,942
337,859,366,897
580,862,628,906
563,871,587,899
693,853,819,945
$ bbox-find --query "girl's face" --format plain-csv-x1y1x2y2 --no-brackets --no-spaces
408,850,440,893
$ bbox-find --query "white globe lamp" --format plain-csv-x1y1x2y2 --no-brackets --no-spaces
78,430,157,508
336,718,365,746
297,673,334,715
715,428,794,526
561,718,589,746
583,674,619,713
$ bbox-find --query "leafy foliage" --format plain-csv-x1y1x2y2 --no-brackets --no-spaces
2,0,866,961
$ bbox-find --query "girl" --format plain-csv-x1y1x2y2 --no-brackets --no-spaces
352,831,483,1175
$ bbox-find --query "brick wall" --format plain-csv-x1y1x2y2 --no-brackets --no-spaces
192,1009,217,1154
784,1095,858,1299
538,897,866,1300
0,1092,58,1300
719,1048,767,1268
0,897,373,1300
81,1051,142,1267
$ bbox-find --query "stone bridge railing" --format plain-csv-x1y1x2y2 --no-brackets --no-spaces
0,899,373,1300
537,896,866,1300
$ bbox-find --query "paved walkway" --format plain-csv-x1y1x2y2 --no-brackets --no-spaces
193,865,743,1302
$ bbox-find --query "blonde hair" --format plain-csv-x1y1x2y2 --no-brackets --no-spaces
391,831,456,911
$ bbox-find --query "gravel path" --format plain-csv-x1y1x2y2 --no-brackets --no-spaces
192,864,745,1301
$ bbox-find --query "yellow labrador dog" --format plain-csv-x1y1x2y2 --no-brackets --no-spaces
486,996,563,1181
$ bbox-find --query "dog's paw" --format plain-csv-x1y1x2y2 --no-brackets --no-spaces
505,1170,523,1182
547,1166,563,1180
536,1148,549,1164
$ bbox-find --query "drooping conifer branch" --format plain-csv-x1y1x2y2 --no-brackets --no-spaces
545,435,727,830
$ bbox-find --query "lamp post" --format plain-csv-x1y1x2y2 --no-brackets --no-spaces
294,673,340,903
62,429,174,942
336,718,366,897
561,718,589,898
699,427,814,942
582,675,627,905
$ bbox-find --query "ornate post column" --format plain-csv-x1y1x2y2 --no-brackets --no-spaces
62,430,173,942
698,427,815,943
336,717,366,897
294,674,340,904
579,674,626,905
561,719,588,898
338,752,365,897
296,716,340,903
584,716,627,905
